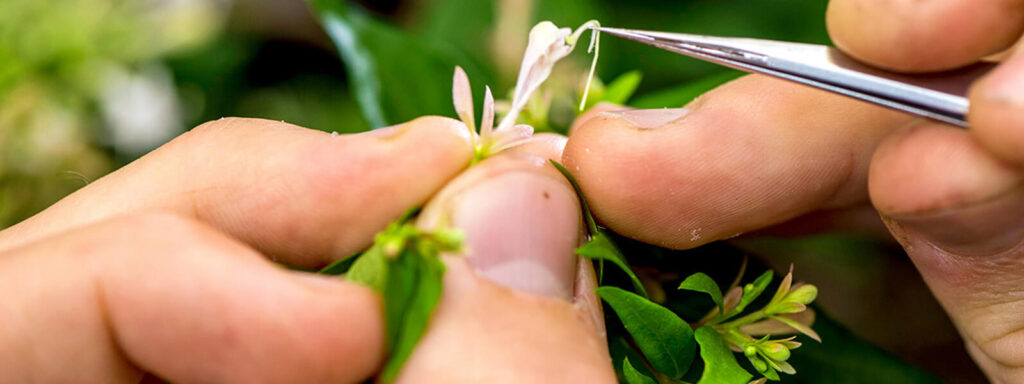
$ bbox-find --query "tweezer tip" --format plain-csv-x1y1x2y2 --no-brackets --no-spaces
593,27,656,43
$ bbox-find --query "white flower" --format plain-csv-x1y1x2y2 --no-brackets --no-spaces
451,20,600,161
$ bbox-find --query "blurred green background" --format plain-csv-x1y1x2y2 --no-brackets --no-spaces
0,0,985,382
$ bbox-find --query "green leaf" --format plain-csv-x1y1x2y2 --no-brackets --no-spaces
345,246,388,291
623,357,659,384
726,270,773,318
308,0,486,127
694,326,753,384
380,251,446,382
602,70,642,105
577,232,648,298
549,160,597,234
597,286,695,379
318,251,361,275
678,273,724,315
337,207,453,383
631,71,743,109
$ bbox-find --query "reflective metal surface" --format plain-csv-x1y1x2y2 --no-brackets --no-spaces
598,27,994,128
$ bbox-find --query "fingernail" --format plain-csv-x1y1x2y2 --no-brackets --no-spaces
615,108,690,129
448,172,582,300
360,124,405,139
978,49,1024,106
886,185,1024,256
293,272,345,292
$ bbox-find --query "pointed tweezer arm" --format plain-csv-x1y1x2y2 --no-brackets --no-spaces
597,27,994,128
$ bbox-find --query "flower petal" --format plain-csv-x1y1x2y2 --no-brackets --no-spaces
722,286,743,314
481,86,495,142
496,21,573,132
452,66,476,136
489,124,534,153
769,265,795,304
489,124,532,151
739,310,816,336
770,314,821,342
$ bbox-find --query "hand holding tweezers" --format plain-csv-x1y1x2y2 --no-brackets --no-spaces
597,27,995,128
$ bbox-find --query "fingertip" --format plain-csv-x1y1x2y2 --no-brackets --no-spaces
257,116,474,267
565,76,908,249
285,273,386,377
826,0,1024,72
570,102,630,134
869,123,1021,215
970,50,1024,166
373,115,474,154
868,123,1024,256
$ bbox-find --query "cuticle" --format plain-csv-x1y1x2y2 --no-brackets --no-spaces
885,181,1024,221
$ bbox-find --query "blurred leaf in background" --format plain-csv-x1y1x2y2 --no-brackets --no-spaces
0,0,225,227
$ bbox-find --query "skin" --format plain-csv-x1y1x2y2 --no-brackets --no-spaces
565,0,1024,381
0,117,614,383
4,1,1023,382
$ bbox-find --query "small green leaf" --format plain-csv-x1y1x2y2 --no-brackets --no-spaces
550,160,641,293
577,232,648,298
726,270,772,318
337,208,455,382
785,284,819,305
380,252,445,382
678,273,724,315
623,357,658,384
549,160,597,233
694,327,753,384
345,246,388,291
597,286,695,378
602,70,642,105
318,251,361,275
382,248,419,351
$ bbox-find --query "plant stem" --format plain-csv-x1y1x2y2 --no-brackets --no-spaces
720,309,767,329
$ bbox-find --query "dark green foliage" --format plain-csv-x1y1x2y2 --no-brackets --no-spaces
317,251,361,275
598,286,696,379
623,357,659,384
694,326,753,384
309,0,489,128
678,273,724,315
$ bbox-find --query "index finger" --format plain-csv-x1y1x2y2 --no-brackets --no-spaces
0,117,473,267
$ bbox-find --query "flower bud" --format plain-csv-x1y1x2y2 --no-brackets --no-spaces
748,355,768,373
434,228,465,251
766,301,806,315
785,284,818,305
744,345,758,358
758,341,791,362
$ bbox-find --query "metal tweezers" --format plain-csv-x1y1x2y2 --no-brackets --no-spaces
597,27,995,128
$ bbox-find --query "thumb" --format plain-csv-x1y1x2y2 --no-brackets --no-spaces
868,122,1024,382
399,147,615,383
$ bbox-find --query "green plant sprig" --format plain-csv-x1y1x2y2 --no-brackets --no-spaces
551,160,821,384
319,207,463,383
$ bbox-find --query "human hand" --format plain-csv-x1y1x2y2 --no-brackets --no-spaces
0,117,613,383
563,0,1024,381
